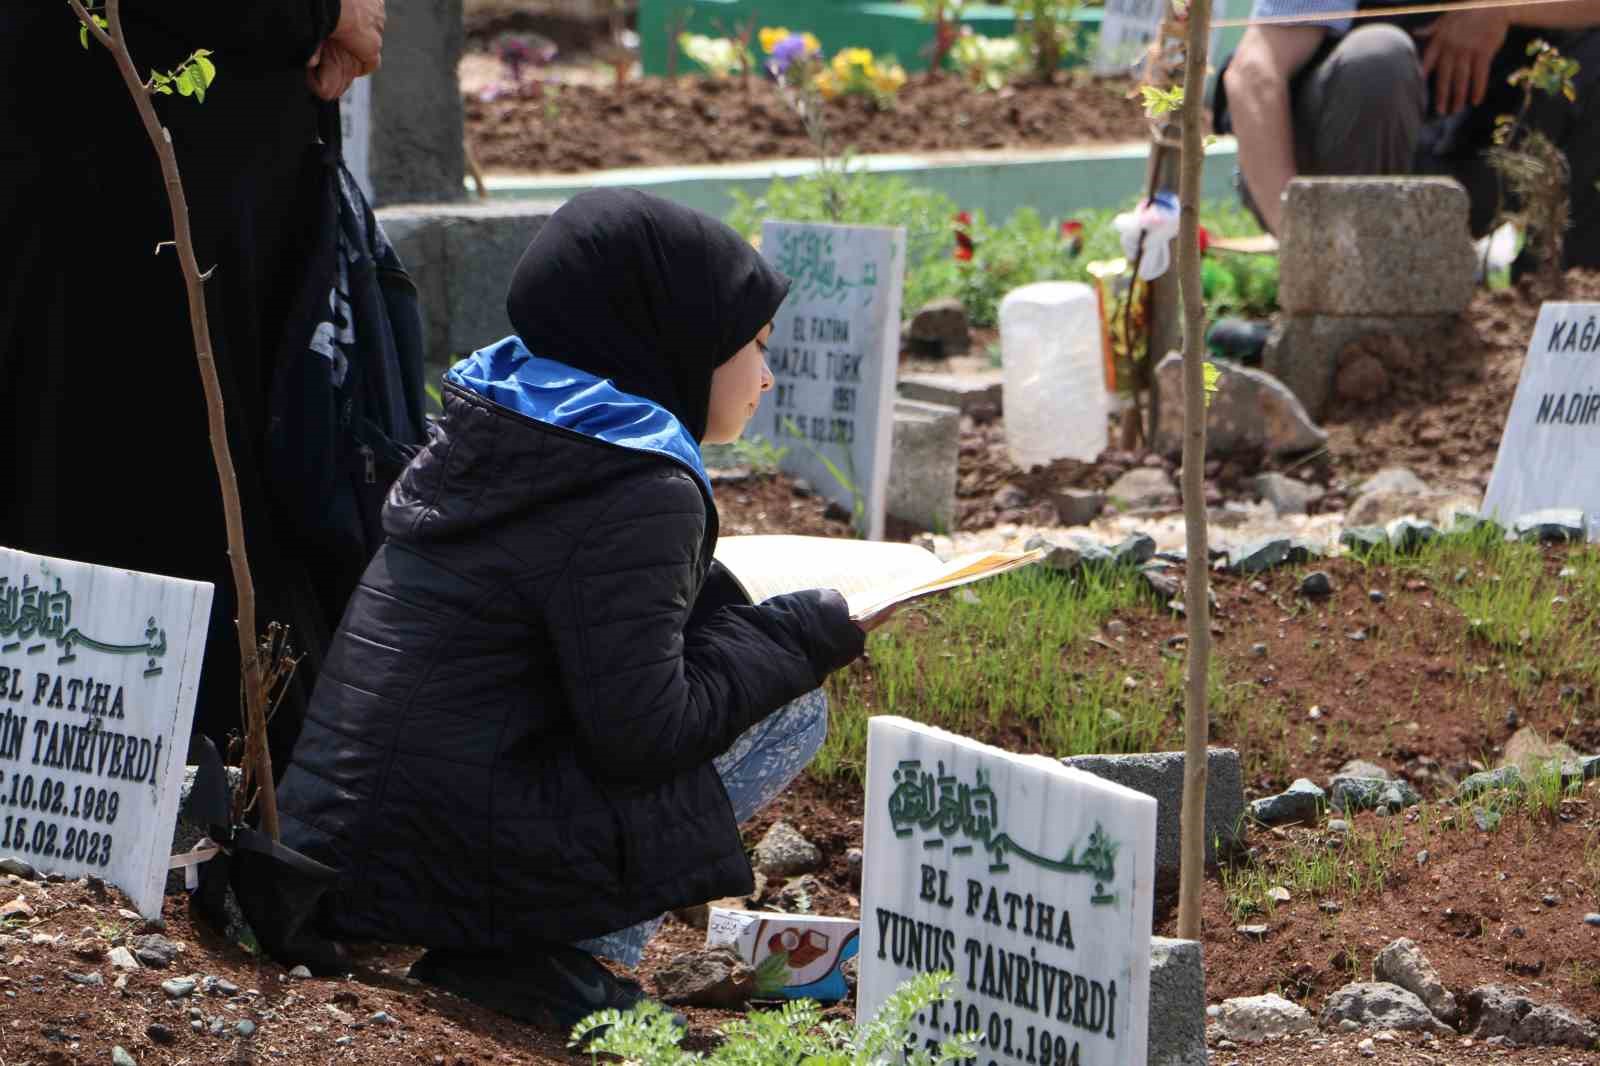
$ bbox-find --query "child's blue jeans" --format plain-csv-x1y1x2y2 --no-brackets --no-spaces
573,688,828,968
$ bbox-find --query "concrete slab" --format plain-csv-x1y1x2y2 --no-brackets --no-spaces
1061,748,1245,891
897,370,1003,416
1149,938,1207,1066
887,399,961,533
378,199,561,367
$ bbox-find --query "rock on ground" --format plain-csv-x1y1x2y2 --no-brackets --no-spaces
1329,776,1419,813
1359,467,1431,496
1106,467,1178,511
1247,778,1325,826
1373,938,1458,1026
1215,993,1316,1044
1465,985,1534,1038
655,948,755,1009
1502,726,1581,778
1346,489,1480,529
1512,1004,1600,1048
1152,353,1328,459
906,297,971,357
1256,473,1321,516
1319,982,1453,1034
752,821,822,878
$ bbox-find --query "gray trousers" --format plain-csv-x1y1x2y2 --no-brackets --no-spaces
1243,24,1600,269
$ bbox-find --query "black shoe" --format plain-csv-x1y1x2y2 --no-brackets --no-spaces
409,944,669,1032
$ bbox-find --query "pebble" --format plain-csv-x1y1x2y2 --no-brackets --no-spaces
1236,924,1269,939
1267,886,1291,903
1328,819,1349,833
369,1010,398,1026
190,1020,205,1033
1584,914,1600,927
0,859,38,880
335,1036,354,1046
1300,572,1334,598
161,977,197,999
0,896,34,919
1251,642,1268,657
1416,850,1429,865
1506,707,1520,729
1368,589,1386,604
1105,620,1127,638
1340,1019,1361,1032
111,1047,137,1066
203,975,240,996
1319,900,1343,914
237,1019,257,1038
1358,1037,1376,1056
146,1023,176,1045
1543,894,1560,907
108,946,139,971
1308,706,1322,721
66,971,103,986
288,964,312,979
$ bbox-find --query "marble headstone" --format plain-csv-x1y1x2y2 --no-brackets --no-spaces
759,221,905,540
0,548,212,917
1482,303,1600,527
859,717,1157,1066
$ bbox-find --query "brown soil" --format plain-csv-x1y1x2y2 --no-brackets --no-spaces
12,551,1600,1065
710,470,854,539
464,72,1149,174
1320,270,1600,494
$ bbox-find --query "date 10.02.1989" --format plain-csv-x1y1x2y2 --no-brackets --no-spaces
0,768,118,866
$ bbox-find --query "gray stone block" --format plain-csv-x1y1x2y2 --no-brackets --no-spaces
1148,938,1206,1066
1060,749,1244,889
1264,313,1454,421
1279,178,1476,316
378,200,560,367
897,371,1003,417
887,399,960,533
1152,352,1327,459
370,0,465,205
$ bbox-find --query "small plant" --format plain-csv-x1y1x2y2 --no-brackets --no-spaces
817,47,908,105
1488,39,1580,295
1011,0,1081,82
949,28,1028,91
479,33,558,102
913,0,971,71
678,32,751,78
949,207,1085,327
725,435,790,476
571,971,978,1066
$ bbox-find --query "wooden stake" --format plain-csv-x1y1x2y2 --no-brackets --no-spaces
70,0,280,839
1175,0,1215,942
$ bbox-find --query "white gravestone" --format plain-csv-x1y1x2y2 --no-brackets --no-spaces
859,718,1157,1066
0,548,212,918
340,77,374,203
760,221,906,540
1483,303,1600,525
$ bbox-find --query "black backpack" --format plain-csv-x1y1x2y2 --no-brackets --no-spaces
266,107,427,608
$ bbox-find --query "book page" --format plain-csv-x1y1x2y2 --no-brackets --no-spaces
713,536,943,605
714,535,1042,620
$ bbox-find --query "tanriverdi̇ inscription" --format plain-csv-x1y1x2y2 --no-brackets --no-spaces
1483,303,1600,524
0,547,212,917
759,220,905,540
858,718,1156,1066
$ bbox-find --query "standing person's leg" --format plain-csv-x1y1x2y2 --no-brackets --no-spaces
576,688,830,967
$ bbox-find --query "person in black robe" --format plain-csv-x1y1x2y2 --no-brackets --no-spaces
0,1,382,763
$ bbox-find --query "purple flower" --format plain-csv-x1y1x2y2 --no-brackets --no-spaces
768,33,811,77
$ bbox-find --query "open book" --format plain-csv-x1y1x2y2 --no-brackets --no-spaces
713,535,1043,624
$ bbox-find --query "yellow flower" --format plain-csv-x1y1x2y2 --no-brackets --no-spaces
833,46,874,78
758,26,790,54
871,63,906,94
813,69,839,99
801,32,821,56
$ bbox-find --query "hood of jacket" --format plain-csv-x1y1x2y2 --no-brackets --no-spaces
384,336,715,544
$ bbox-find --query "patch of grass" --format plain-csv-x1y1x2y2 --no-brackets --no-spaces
813,566,1174,783
1221,820,1407,924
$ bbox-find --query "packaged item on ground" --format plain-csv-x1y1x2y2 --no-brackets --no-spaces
704,907,860,1002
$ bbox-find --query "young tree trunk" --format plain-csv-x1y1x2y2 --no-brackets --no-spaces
71,0,280,839
1175,0,1214,941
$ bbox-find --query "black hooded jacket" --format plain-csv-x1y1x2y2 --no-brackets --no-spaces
273,192,864,950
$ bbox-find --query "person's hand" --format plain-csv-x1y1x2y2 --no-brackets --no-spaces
307,40,364,100
1417,9,1509,117
330,0,386,75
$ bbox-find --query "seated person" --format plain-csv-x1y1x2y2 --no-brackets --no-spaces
265,189,868,1026
1216,0,1600,268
